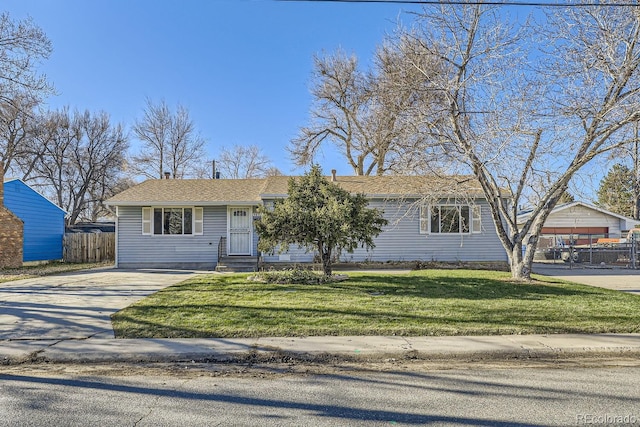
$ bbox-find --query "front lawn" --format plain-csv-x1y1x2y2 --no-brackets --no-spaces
111,269,640,338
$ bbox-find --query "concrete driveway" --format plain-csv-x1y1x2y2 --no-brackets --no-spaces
533,263,640,295
0,268,204,340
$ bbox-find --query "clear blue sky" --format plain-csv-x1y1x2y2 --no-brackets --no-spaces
4,0,432,177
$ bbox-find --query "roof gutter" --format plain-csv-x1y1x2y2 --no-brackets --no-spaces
105,201,259,207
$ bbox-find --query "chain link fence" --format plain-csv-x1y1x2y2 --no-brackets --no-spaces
534,233,639,268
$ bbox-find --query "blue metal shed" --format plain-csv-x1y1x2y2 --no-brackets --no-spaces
3,179,66,262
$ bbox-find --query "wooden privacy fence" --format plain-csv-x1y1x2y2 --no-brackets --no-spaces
63,232,115,263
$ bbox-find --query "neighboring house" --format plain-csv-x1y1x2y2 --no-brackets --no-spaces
0,165,23,268
3,178,66,262
106,174,508,270
517,201,638,246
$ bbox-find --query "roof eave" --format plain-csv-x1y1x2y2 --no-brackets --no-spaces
260,192,493,199
4,178,67,214
106,201,260,207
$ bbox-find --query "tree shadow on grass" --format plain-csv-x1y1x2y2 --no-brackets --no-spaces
112,297,640,339
338,273,602,300
168,272,604,301
111,271,638,338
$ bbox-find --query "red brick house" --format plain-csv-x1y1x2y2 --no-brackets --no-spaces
0,164,23,268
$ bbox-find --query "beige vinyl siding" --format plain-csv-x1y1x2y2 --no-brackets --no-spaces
542,205,625,237
116,205,226,269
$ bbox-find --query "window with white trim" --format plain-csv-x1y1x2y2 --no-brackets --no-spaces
142,207,203,235
420,204,481,234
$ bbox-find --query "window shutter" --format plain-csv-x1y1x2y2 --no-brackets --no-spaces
142,207,152,235
419,205,429,234
194,207,204,235
472,205,482,233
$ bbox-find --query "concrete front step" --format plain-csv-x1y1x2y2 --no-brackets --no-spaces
216,256,259,273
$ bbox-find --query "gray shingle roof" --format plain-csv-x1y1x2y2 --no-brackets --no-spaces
259,175,484,197
106,175,488,206
106,178,266,206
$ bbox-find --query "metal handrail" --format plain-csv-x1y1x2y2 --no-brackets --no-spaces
217,236,227,260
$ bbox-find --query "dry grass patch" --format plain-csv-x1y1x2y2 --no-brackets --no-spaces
0,261,114,283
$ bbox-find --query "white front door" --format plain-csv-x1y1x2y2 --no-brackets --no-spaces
228,207,252,255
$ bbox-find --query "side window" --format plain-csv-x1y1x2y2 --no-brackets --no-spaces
143,207,202,235
183,208,193,234
439,206,460,233
422,204,472,234
154,208,163,235
460,206,470,233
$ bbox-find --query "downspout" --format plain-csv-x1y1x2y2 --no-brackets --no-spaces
114,206,119,268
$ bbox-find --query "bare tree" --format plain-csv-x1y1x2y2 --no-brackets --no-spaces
216,144,280,179
29,108,128,224
0,13,52,176
85,176,136,221
131,99,206,179
399,4,640,280
289,43,443,176
0,94,40,176
0,12,53,106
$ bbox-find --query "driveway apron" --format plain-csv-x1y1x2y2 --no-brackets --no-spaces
533,263,640,295
0,268,202,340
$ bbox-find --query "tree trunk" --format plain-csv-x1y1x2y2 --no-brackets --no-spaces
319,245,333,277
508,242,527,281
322,257,332,277
507,237,539,281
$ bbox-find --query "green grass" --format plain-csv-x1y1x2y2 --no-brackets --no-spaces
111,269,640,338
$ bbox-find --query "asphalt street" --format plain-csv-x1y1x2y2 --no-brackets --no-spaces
2,364,640,426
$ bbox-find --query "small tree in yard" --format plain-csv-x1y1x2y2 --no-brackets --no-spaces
255,165,388,276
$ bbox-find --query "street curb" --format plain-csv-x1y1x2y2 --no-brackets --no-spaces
3,334,640,366
21,347,640,366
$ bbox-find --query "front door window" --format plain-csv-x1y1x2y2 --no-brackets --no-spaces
229,207,252,255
